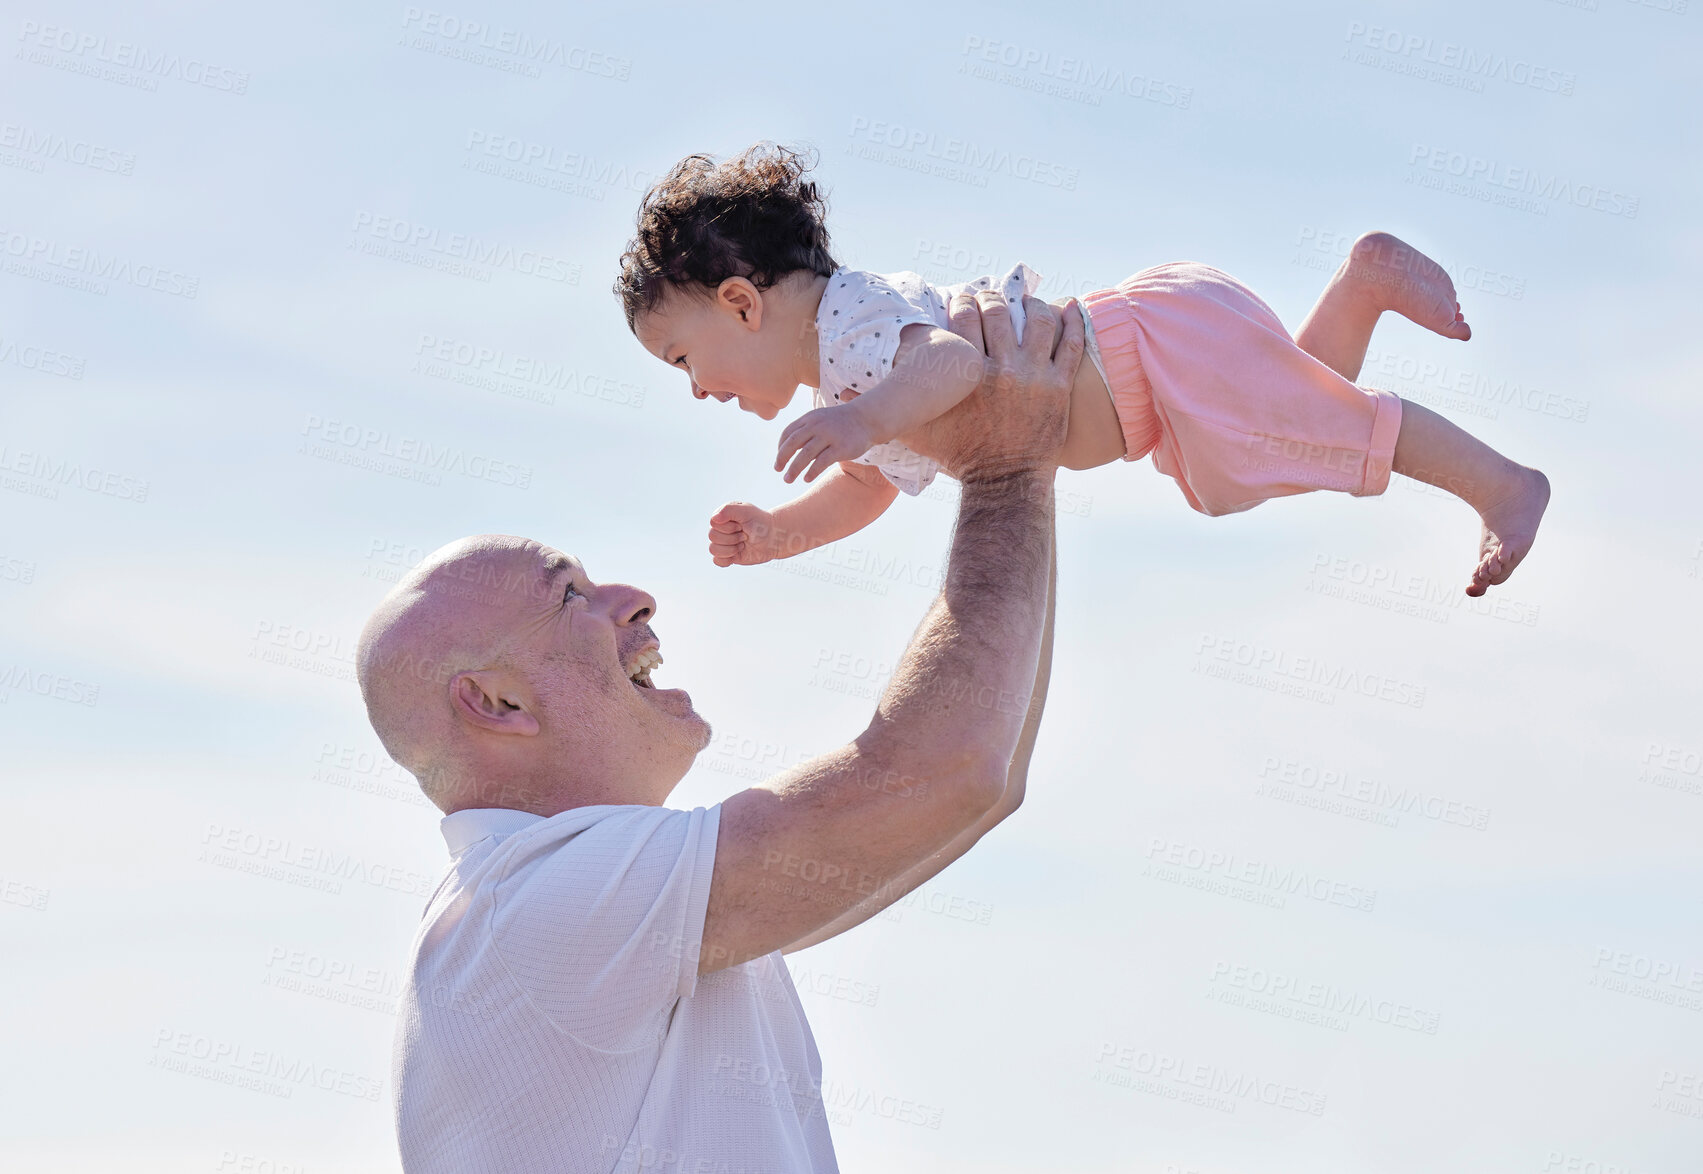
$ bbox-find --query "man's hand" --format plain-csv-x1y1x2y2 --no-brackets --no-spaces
775,402,878,484
708,502,784,567
904,293,1084,483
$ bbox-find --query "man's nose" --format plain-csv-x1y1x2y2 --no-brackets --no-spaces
600,582,657,626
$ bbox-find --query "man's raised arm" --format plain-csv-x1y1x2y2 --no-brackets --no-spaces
698,294,1082,974
781,521,1056,954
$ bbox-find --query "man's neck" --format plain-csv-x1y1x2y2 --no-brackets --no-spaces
441,761,670,818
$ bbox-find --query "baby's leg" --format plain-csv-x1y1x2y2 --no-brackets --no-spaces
1391,399,1550,596
1090,259,1545,594
1288,233,1541,593
1295,232,1471,381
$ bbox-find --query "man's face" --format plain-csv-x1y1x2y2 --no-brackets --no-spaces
507,544,712,788
634,285,799,421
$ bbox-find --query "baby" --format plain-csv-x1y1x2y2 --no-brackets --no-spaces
616,145,1549,596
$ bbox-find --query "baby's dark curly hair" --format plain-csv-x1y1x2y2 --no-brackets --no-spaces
614,143,839,332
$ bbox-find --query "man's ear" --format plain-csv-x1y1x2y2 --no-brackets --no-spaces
716,277,763,330
449,671,541,736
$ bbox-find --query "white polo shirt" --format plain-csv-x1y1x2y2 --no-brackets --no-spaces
393,804,839,1174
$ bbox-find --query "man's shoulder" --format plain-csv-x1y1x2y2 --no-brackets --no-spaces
426,802,722,978
434,803,721,909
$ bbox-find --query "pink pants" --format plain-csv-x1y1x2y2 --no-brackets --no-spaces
1082,262,1403,517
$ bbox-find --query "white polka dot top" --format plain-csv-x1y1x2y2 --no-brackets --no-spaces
814,263,1042,495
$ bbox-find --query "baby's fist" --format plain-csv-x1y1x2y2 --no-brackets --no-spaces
708,501,781,568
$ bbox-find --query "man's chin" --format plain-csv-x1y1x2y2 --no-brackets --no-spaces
685,726,713,760
678,702,712,750
639,684,710,739
669,710,714,776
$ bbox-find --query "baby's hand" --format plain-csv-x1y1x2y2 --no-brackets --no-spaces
708,502,785,568
775,403,877,484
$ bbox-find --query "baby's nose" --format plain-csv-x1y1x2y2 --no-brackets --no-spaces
690,381,709,400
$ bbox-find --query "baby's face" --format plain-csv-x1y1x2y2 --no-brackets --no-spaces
634,285,800,422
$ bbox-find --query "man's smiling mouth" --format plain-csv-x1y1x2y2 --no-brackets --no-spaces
625,646,662,689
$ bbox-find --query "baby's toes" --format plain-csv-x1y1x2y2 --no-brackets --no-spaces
1488,546,1524,586
1466,553,1496,595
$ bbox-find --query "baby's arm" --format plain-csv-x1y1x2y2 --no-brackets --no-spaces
776,323,984,484
708,461,900,568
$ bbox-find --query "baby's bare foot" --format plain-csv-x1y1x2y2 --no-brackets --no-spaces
1340,231,1472,342
1467,466,1550,596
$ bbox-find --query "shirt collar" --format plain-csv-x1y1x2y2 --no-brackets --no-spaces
440,808,545,856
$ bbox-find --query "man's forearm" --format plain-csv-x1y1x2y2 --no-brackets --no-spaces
783,522,1055,954
860,469,1054,793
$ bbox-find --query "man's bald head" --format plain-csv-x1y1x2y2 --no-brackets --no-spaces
357,535,552,802
356,535,709,815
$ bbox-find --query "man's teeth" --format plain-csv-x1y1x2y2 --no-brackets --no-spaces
628,648,663,687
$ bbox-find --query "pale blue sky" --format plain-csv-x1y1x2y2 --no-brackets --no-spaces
2,2,1700,1171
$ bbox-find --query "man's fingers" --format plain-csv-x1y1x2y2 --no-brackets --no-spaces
946,291,986,354
975,289,1016,355
1051,297,1086,368
1021,295,1062,357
